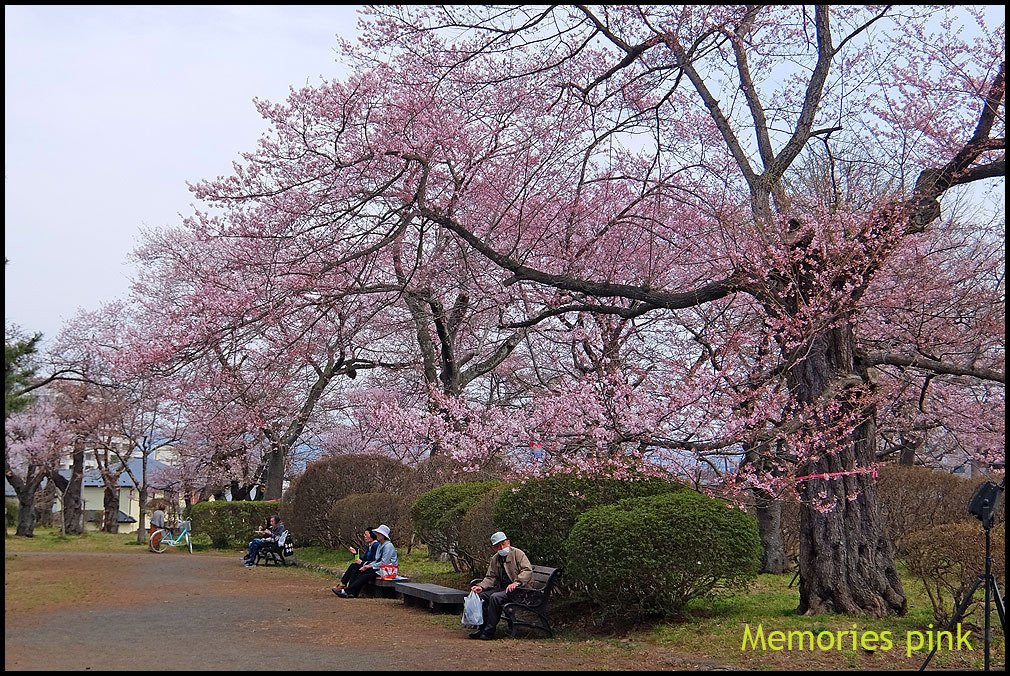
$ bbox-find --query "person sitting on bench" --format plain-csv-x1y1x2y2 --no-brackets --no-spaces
332,528,380,595
242,515,286,567
468,531,533,640
335,524,397,598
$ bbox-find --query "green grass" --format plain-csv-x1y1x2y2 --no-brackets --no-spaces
4,527,217,553
295,543,468,585
646,567,1004,670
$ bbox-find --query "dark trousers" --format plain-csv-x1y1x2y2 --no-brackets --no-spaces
345,567,378,596
478,589,513,632
340,561,363,585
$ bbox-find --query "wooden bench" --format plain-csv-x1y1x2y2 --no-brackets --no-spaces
395,581,467,611
500,566,562,638
255,530,294,566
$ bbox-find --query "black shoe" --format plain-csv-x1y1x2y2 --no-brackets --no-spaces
336,590,354,598
477,631,495,641
468,628,486,639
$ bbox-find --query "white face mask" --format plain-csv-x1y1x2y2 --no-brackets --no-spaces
497,547,510,557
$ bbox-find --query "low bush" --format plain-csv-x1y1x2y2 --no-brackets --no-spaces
190,500,279,549
905,521,1006,627
281,454,414,546
457,484,511,577
328,492,413,551
411,481,501,572
877,465,997,555
5,498,18,530
494,475,682,569
565,491,762,620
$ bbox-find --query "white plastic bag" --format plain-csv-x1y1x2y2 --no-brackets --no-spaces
462,591,484,627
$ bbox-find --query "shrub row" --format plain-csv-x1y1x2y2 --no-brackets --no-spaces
280,454,416,546
190,500,279,548
328,492,413,551
876,464,1000,555
410,480,502,573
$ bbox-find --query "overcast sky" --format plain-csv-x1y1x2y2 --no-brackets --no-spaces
5,5,361,342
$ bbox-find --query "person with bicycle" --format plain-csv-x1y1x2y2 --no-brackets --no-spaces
242,515,286,567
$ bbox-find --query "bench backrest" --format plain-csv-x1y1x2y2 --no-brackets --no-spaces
528,565,561,594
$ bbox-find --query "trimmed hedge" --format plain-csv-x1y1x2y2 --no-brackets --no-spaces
458,484,511,577
328,492,413,551
190,500,279,549
905,521,1006,626
281,454,415,547
411,481,502,572
565,491,762,619
493,475,682,569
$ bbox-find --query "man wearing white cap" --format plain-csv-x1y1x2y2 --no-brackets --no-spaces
468,531,533,640
336,524,398,598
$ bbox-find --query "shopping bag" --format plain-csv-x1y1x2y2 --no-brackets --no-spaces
462,591,484,627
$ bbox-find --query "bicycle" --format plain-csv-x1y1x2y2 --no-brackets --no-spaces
148,520,193,554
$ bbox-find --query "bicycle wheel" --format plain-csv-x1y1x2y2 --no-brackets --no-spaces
186,532,193,554
149,529,167,553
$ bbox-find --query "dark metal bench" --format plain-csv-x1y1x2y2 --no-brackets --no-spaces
395,581,467,611
502,566,562,638
255,531,294,566
361,576,409,599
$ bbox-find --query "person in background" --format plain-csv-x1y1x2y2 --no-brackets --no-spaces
332,528,379,595
242,515,286,567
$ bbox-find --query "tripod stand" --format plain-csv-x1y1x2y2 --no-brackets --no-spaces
920,482,1006,671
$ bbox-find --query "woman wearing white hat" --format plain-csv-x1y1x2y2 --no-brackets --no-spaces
336,524,398,598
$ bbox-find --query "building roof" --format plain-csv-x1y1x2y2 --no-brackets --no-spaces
55,457,176,489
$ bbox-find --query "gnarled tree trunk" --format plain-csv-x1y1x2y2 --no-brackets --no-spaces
791,325,905,616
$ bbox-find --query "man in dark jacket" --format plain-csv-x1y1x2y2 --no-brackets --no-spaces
468,531,533,640
243,515,286,567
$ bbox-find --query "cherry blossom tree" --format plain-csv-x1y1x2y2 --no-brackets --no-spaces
4,399,73,536
114,5,1002,618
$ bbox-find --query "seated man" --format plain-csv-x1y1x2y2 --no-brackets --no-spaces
335,523,397,598
242,515,286,567
468,531,533,640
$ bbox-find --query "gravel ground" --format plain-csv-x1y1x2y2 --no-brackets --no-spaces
4,549,720,671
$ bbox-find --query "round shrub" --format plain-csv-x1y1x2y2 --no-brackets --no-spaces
565,491,762,619
190,500,279,549
494,475,682,569
458,484,511,576
281,454,414,546
411,480,501,571
327,492,413,551
905,521,1006,627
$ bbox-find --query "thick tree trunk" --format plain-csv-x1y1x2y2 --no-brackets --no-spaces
64,444,85,535
102,486,120,533
754,489,788,574
790,325,905,616
230,480,255,502
16,493,36,536
263,446,285,500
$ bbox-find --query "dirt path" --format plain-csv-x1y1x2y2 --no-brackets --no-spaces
5,549,721,671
